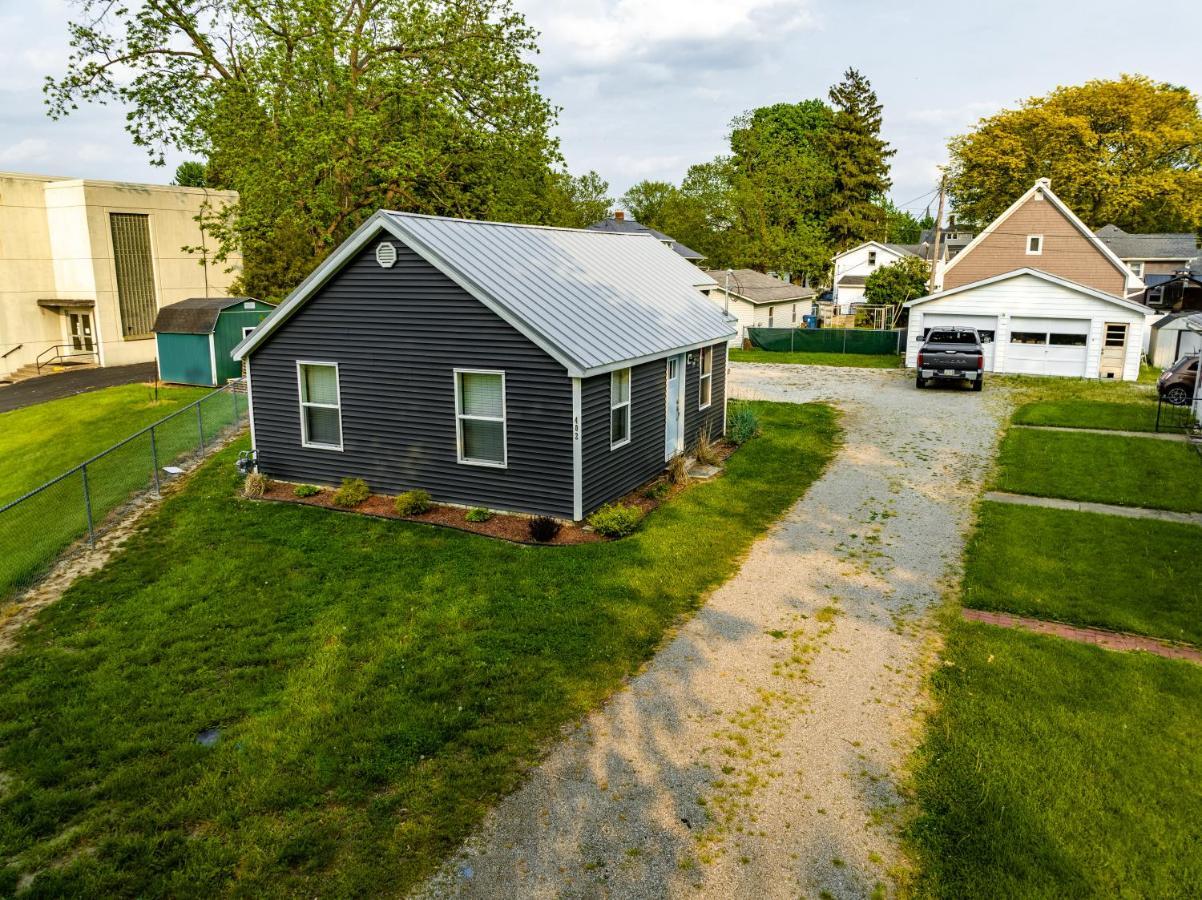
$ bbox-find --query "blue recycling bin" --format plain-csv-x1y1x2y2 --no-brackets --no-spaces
802,315,819,329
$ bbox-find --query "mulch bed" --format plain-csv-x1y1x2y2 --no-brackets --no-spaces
252,441,736,546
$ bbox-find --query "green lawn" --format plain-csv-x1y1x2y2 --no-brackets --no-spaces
964,502,1202,644
0,400,839,897
730,349,901,368
1012,399,1159,433
994,428,1202,512
908,621,1202,898
0,383,211,505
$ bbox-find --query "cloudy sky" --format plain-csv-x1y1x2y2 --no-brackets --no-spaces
2,0,1200,219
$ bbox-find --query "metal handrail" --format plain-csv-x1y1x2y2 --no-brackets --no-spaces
35,344,97,374
1,344,22,360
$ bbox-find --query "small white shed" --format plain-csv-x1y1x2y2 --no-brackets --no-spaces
904,269,1147,381
1147,311,1202,369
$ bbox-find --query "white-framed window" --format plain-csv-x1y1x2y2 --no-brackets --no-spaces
699,346,713,409
1026,234,1043,255
454,369,507,467
296,361,343,450
768,306,774,327
1128,260,1144,278
242,326,256,340
792,304,798,324
867,250,877,266
610,367,631,449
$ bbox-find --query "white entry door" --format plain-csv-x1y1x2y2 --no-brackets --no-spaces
922,313,997,370
665,354,684,459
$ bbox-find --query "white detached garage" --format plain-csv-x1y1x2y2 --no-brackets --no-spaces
904,269,1147,381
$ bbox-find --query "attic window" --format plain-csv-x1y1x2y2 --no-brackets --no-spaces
867,250,877,266
1026,235,1043,255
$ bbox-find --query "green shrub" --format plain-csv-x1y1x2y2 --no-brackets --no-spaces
394,489,433,516
642,480,670,500
527,515,561,543
242,472,268,498
293,483,321,498
465,507,493,523
588,503,643,538
726,402,760,445
332,477,370,508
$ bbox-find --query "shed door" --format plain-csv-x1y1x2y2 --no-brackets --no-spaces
1007,317,1090,377
1098,323,1129,379
665,355,684,460
922,313,997,371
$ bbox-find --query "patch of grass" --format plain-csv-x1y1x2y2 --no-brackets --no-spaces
965,502,1202,645
0,383,211,505
908,621,1202,898
0,401,839,896
730,349,901,368
1012,399,1158,433
993,428,1202,512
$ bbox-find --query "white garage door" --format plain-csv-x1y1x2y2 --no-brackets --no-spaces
922,313,998,370
1007,317,1090,377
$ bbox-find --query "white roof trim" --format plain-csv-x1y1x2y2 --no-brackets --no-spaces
943,180,1139,288
903,267,1152,315
831,240,912,262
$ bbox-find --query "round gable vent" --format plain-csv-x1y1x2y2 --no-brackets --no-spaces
375,241,398,268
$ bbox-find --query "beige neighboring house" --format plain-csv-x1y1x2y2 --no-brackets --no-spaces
0,172,240,381
704,268,816,345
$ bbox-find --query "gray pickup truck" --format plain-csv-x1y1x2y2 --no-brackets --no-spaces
915,326,985,391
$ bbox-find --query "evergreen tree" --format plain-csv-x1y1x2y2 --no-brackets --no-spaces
826,69,895,251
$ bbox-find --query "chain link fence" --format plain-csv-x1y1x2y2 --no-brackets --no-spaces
1,381,248,600
745,327,904,355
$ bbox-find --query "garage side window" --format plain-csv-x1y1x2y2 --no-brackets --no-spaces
1050,333,1087,346
297,362,342,450
455,370,507,467
1010,331,1047,345
610,368,631,449
699,346,713,409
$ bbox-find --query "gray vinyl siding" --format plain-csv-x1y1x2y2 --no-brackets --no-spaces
581,359,666,515
249,240,574,518
684,342,727,447
580,341,727,515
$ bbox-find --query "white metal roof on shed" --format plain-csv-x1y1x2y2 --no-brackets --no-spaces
233,211,732,377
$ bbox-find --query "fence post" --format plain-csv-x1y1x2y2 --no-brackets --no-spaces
232,384,239,423
843,329,848,355
150,425,161,496
196,402,205,454
81,464,95,547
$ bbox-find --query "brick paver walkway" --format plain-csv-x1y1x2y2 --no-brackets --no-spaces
963,609,1202,664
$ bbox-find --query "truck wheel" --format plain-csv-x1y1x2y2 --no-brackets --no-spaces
972,377,984,392
915,374,925,389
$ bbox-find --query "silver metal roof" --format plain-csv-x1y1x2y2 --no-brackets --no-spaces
234,211,732,376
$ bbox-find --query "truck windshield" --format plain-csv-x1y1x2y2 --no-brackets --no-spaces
927,330,977,344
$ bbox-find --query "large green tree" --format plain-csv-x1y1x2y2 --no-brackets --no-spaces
947,75,1202,232
619,181,676,227
864,255,930,308
544,171,612,229
825,68,895,251
47,0,561,300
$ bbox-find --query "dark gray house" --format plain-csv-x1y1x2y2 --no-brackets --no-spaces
233,212,735,521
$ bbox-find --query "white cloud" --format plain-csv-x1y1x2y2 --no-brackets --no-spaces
0,137,50,165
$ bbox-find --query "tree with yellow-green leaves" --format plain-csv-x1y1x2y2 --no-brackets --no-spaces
947,75,1202,233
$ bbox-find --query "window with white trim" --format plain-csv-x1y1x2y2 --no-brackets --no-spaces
242,326,256,340
1026,234,1043,255
1127,260,1144,278
455,370,506,466
867,250,877,266
768,306,774,327
699,346,713,409
297,362,342,449
610,367,631,449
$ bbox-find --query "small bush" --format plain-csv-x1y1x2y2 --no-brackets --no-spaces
726,402,760,445
394,489,433,516
588,503,643,538
642,480,670,501
332,477,370,508
293,483,321,498
242,472,268,498
465,507,493,523
693,429,721,466
527,515,561,543
667,454,689,486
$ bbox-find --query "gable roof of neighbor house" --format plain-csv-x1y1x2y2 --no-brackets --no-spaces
704,268,815,305
233,211,732,377
1152,309,1202,330
944,179,1136,288
1095,225,1201,261
153,297,267,334
587,216,705,261
903,267,1151,314
832,239,935,264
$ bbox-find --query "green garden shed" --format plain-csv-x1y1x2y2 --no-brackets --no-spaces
153,297,275,386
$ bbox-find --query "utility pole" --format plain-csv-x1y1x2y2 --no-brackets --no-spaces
928,172,946,294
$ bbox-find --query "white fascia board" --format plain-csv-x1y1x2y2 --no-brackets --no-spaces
579,336,735,379
831,240,892,263
904,267,1151,315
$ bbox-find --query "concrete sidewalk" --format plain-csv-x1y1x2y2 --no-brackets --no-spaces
0,363,157,414
984,490,1202,527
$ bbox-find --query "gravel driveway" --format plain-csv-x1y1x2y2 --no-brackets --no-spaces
419,364,1008,899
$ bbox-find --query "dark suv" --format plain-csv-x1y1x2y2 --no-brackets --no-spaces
1158,355,1199,406
915,327,985,391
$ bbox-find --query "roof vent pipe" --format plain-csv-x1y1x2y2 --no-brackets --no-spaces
614,210,625,221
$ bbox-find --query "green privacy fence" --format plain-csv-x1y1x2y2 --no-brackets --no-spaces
746,327,904,355
0,382,248,600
